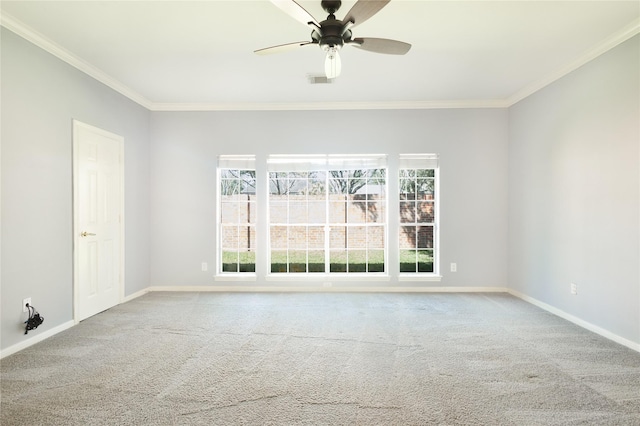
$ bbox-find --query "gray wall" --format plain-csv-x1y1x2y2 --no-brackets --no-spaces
149,109,509,288
508,35,640,345
3,24,637,352
1,29,151,351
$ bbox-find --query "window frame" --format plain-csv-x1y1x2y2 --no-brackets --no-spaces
266,155,389,278
397,155,440,280
215,154,441,282
216,156,257,278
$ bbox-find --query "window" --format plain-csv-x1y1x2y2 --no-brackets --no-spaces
267,155,387,274
216,153,439,280
217,156,256,274
399,154,438,274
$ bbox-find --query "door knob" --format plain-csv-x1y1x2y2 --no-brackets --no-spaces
81,231,96,237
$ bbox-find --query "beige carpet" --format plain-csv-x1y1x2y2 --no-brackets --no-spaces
2,292,640,425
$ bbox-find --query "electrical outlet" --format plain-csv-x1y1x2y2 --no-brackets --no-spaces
450,263,457,272
201,262,208,272
570,283,578,295
23,297,31,312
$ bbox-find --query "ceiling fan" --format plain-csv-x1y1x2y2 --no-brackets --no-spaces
255,0,411,79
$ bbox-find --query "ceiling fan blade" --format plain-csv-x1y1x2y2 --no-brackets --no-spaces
270,0,319,28
254,41,316,55
350,37,411,55
343,0,390,28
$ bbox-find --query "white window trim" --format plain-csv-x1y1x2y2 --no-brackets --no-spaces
216,155,257,277
266,155,389,278
396,155,440,278
215,154,441,283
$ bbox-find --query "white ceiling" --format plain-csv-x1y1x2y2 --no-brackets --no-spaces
1,1,638,110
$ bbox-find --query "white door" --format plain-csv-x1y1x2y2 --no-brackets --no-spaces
73,120,124,322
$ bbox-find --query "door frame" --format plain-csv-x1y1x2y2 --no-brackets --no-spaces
72,119,125,324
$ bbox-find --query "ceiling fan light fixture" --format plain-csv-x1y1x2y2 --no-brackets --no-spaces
324,47,341,79
256,0,411,79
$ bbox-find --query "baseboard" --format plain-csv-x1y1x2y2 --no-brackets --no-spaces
148,285,509,293
122,287,150,303
4,288,636,357
1,320,75,359
508,289,640,353
2,289,149,359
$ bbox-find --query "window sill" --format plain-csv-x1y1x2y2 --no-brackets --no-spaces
214,274,257,282
398,274,442,282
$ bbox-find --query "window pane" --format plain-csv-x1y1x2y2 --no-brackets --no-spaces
329,172,349,194
222,251,239,272
400,169,415,178
221,226,239,249
347,196,366,223
417,226,434,249
347,226,366,248
400,226,416,249
417,250,433,272
308,226,324,249
289,226,307,249
329,199,347,223
417,178,434,199
270,226,287,249
269,173,289,195
222,263,238,273
270,202,287,223
399,201,415,223
308,250,325,273
247,226,257,250
348,178,365,195
366,201,385,223
221,202,240,223
367,227,384,249
368,250,385,272
309,172,326,194
417,201,434,223
239,200,251,223
417,169,435,178
290,179,308,196
400,179,415,200
308,201,326,223
270,250,287,273
399,250,417,272
238,250,256,273
220,180,241,198
288,250,307,273
330,250,347,272
329,227,346,249
289,202,307,223
348,250,367,272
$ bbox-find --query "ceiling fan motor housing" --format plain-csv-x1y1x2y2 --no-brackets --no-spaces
314,0,353,51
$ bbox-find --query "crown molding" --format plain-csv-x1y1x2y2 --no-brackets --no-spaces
149,99,509,111
1,12,154,110
506,17,640,107
2,11,637,112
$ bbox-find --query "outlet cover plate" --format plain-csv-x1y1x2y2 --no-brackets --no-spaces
23,297,31,312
